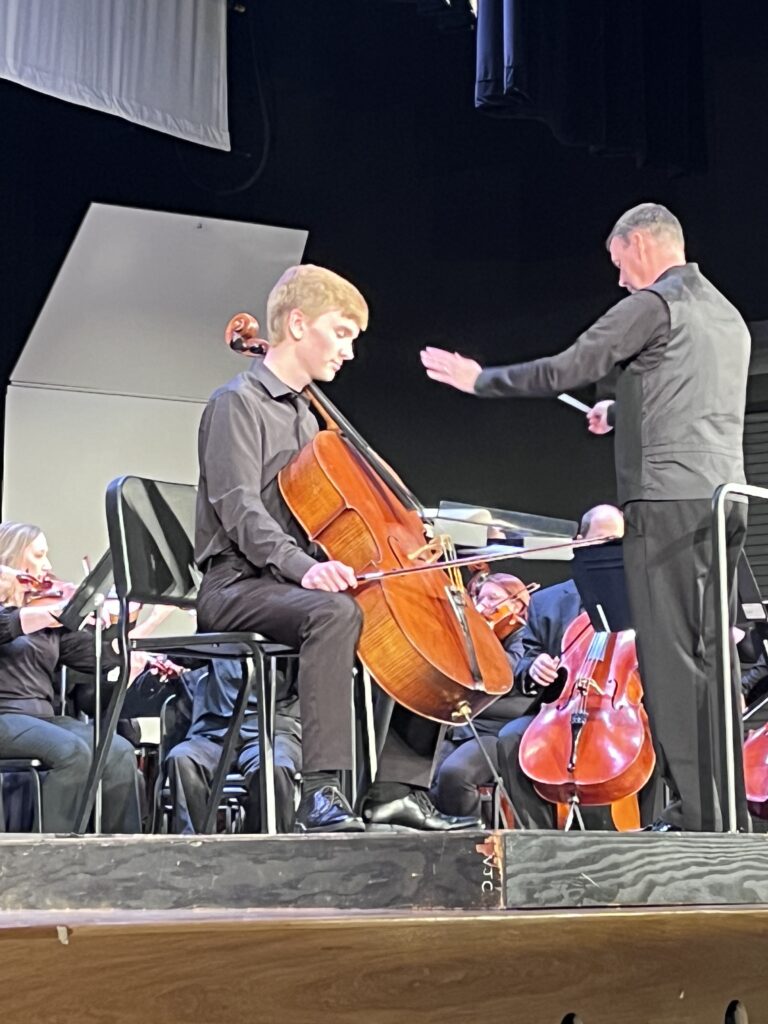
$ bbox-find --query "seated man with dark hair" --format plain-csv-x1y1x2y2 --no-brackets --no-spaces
165,659,300,834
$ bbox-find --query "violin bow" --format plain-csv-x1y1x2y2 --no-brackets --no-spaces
356,535,620,583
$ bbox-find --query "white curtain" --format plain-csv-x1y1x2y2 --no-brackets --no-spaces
0,0,230,150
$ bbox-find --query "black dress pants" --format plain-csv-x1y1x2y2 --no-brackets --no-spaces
623,498,749,831
0,714,141,832
431,717,504,817
363,699,445,804
166,725,301,834
197,564,361,772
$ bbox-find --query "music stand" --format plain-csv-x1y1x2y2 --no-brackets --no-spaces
56,550,114,632
571,539,633,633
56,549,114,832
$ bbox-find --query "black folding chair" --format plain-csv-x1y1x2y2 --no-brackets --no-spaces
75,475,295,835
0,759,43,832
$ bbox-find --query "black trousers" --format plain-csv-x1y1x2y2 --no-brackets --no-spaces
430,716,505,817
197,564,361,772
0,714,141,832
623,498,749,832
367,699,445,799
166,726,301,834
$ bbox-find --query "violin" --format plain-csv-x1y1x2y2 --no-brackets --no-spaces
475,576,539,641
13,572,78,610
518,610,656,809
485,597,529,642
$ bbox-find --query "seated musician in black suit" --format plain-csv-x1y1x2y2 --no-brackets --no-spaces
496,505,628,829
165,659,301,834
430,572,530,818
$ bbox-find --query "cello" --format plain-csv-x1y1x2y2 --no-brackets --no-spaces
518,610,656,828
225,313,513,724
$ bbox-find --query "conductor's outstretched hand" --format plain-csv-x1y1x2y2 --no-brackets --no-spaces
421,347,482,394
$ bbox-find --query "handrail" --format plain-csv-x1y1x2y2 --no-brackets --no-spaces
712,483,768,832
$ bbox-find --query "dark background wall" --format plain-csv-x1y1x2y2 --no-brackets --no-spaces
2,0,768,583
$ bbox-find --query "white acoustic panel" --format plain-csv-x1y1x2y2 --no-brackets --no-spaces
12,204,308,402
3,385,205,583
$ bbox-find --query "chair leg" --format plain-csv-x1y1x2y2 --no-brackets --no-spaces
31,769,43,833
257,658,277,834
202,655,262,835
353,665,377,806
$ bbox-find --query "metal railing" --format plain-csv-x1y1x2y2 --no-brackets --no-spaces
712,482,768,833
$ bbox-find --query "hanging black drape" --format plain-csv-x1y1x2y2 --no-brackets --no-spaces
476,0,707,174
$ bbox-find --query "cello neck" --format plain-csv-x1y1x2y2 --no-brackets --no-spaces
305,382,423,514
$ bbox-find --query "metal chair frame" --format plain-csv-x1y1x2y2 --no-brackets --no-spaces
75,475,294,836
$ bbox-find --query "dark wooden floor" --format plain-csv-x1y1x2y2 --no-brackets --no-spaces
1,830,767,1022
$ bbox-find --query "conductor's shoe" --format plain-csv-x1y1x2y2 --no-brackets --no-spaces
641,818,683,832
361,789,484,832
295,786,365,833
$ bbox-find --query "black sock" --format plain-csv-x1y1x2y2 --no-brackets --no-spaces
302,770,341,796
366,781,413,803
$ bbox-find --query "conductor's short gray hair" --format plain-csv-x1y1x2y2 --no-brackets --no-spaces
606,203,685,250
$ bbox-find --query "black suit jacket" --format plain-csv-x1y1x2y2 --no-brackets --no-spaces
475,264,749,505
514,579,582,712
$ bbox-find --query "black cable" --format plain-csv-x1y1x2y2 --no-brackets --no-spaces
173,3,273,196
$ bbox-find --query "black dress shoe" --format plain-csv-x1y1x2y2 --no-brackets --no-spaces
295,786,365,833
361,789,484,833
641,818,683,832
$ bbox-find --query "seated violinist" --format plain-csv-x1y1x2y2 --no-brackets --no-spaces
0,522,146,833
430,571,534,819
496,504,638,829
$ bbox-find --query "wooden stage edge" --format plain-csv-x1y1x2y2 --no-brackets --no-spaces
2,831,768,1022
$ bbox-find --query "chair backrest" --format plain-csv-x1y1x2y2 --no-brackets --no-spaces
106,476,202,607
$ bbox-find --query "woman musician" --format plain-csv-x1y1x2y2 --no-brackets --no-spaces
0,522,146,832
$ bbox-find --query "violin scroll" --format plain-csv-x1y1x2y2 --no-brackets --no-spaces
225,312,269,357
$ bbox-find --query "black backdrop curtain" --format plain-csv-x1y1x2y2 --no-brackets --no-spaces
476,0,707,174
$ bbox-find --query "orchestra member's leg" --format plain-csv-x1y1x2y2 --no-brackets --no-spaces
53,717,142,833
166,736,222,834
198,562,362,831
362,705,483,830
0,714,91,831
497,716,556,829
240,728,302,834
623,498,749,832
433,735,501,818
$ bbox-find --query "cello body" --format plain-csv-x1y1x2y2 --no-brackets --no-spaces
279,429,513,724
519,611,656,806
743,723,768,819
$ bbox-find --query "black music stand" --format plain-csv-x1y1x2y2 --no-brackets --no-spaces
56,550,114,832
56,550,114,632
571,539,633,634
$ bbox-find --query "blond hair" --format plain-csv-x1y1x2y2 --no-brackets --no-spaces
0,522,43,605
266,264,369,343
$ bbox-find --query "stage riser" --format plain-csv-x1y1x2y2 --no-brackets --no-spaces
0,832,502,912
503,831,768,908
0,910,766,1024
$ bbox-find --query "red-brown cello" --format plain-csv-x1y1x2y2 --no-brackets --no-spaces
519,610,656,829
225,313,513,724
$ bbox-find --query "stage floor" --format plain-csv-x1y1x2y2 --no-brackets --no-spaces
1,830,766,1023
